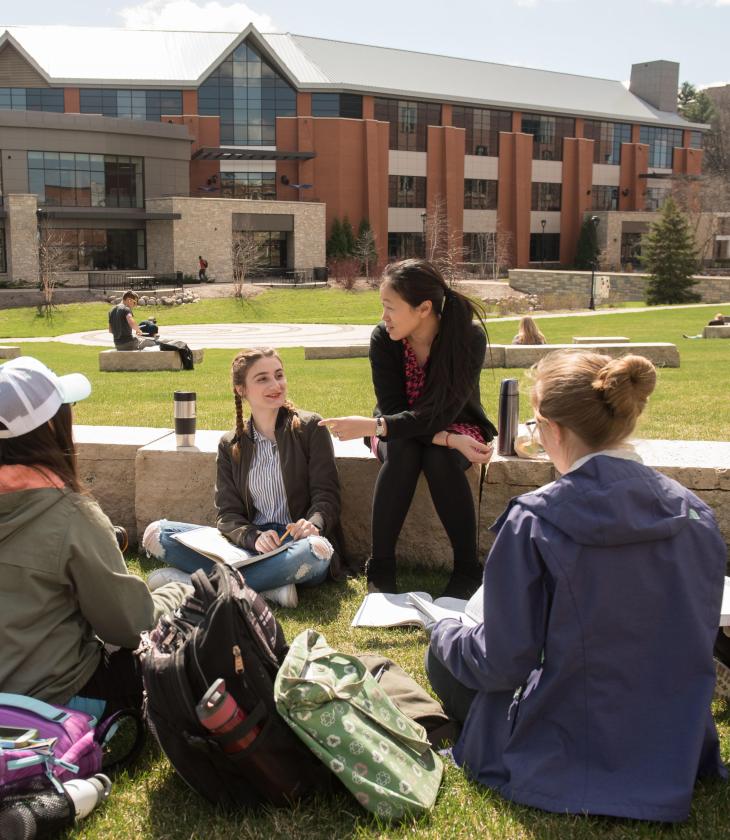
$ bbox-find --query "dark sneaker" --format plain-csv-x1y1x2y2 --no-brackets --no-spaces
440,570,482,601
114,526,129,553
365,556,397,594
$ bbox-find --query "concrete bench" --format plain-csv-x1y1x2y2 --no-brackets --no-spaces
487,343,680,369
703,325,730,338
99,348,204,371
305,346,368,361
573,336,630,344
0,346,21,359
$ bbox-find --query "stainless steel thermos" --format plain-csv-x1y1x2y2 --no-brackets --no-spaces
174,390,196,448
497,378,520,456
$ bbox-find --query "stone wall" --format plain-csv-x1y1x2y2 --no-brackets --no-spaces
0,287,108,309
6,194,38,284
509,269,730,307
73,426,730,568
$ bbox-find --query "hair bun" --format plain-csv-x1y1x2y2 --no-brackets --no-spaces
591,355,656,418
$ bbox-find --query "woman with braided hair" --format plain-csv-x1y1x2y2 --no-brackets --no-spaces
321,258,497,599
143,348,343,607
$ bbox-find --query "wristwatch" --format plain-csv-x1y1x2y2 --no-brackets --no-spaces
374,416,386,438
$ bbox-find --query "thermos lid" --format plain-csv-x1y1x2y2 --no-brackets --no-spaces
499,378,519,395
173,391,196,401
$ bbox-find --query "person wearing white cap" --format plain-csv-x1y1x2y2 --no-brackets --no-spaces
0,357,192,717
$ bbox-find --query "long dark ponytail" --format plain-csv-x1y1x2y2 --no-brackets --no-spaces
382,258,488,418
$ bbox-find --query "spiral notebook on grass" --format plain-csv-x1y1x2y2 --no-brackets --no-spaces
171,526,289,567
351,587,483,629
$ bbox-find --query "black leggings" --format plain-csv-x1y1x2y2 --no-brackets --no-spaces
77,647,143,716
371,437,477,571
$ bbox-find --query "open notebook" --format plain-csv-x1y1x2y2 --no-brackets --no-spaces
352,586,484,629
171,526,289,568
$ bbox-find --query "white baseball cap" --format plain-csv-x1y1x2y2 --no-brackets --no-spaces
0,356,91,439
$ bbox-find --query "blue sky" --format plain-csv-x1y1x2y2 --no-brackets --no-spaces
3,0,728,88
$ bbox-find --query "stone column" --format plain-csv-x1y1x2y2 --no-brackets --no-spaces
7,194,39,284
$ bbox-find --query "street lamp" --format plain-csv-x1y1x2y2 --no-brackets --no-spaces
588,215,600,311
420,211,427,258
540,218,546,267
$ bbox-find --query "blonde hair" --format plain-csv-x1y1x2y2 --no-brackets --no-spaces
517,316,546,345
230,348,299,460
530,351,656,448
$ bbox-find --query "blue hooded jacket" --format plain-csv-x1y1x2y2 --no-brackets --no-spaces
431,452,727,822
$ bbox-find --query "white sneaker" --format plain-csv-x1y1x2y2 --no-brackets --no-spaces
147,567,193,591
260,583,299,608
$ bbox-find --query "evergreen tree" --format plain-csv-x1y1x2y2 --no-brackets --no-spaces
642,198,700,305
678,81,716,124
342,216,356,256
326,217,348,259
574,217,599,270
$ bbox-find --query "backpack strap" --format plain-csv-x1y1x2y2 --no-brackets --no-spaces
0,693,71,724
95,709,146,775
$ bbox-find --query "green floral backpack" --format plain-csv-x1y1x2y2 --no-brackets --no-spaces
274,630,443,820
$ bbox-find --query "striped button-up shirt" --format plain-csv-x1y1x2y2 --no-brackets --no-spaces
249,425,291,527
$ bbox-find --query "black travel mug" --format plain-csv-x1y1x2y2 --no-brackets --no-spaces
497,378,519,457
174,391,196,448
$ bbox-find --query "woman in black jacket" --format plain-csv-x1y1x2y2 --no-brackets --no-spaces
321,259,496,598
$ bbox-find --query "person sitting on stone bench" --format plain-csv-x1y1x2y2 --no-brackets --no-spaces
683,312,728,339
108,290,157,351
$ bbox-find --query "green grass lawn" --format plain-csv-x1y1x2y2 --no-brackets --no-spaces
61,556,730,840
10,304,730,440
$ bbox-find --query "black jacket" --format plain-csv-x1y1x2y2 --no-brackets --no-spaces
369,322,497,445
215,408,349,579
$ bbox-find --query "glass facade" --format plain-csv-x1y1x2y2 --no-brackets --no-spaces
233,230,287,269
645,186,670,211
50,228,145,270
452,106,511,156
198,40,296,146
689,131,703,149
0,88,64,112
531,182,561,211
639,126,683,168
388,232,425,260
521,114,575,161
79,89,182,121
0,226,6,273
374,98,441,151
311,93,363,119
529,233,560,262
591,185,619,211
28,152,144,208
464,179,498,210
583,120,631,165
388,175,426,208
220,171,276,200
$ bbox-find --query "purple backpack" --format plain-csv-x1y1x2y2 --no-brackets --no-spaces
0,693,141,795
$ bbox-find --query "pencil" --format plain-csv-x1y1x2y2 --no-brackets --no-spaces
279,524,293,544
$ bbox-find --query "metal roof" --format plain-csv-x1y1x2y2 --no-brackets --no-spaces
0,24,703,128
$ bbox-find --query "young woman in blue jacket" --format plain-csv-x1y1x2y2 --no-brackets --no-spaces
427,350,727,822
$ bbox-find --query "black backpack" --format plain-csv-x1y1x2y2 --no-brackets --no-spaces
158,339,194,370
139,565,332,808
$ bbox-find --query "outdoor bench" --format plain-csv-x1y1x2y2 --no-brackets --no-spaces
99,348,204,372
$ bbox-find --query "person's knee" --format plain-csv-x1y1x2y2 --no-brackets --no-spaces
382,437,423,470
142,520,165,559
289,536,332,585
423,444,467,476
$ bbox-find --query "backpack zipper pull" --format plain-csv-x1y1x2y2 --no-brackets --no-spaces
232,645,244,673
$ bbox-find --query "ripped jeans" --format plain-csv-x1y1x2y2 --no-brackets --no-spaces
143,520,331,590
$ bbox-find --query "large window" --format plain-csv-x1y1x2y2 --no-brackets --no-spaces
311,93,363,119
0,88,64,112
388,233,425,260
198,40,296,146
452,106,511,156
689,131,704,150
79,89,182,122
529,233,560,262
234,231,287,269
220,171,276,200
388,175,426,208
583,120,631,165
464,179,497,210
591,185,619,211
28,152,144,208
374,98,441,152
50,229,145,271
0,226,6,273
639,126,683,168
531,182,562,211
645,186,670,211
522,114,574,161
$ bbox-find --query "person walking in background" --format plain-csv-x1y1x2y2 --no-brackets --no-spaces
198,255,209,282
512,315,546,345
108,290,156,351
426,350,726,822
0,357,191,717
320,258,497,599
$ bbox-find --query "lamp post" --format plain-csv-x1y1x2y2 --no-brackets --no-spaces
588,215,600,311
420,211,427,258
540,218,546,267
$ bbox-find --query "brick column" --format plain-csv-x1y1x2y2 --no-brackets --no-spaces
560,137,594,265
426,125,466,258
497,131,532,268
7,194,39,283
63,88,80,113
619,142,649,211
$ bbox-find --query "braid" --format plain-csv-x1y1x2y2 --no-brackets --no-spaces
232,391,246,461
283,399,301,430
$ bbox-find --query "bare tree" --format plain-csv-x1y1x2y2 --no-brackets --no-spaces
670,173,730,263
424,196,466,286
704,85,730,179
354,225,377,279
470,228,514,279
231,232,265,298
37,213,72,321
